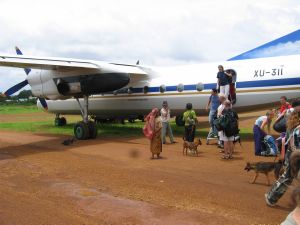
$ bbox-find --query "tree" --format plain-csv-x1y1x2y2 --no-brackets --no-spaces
0,92,6,102
18,90,32,99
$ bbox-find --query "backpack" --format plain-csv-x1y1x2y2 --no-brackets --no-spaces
221,110,239,137
262,135,278,156
214,117,223,131
273,116,287,133
187,111,196,126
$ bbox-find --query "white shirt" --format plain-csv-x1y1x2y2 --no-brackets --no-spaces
217,104,225,117
161,108,170,122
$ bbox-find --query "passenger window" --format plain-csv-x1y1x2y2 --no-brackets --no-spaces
143,86,149,94
127,87,133,94
177,83,184,92
196,82,204,92
160,85,166,93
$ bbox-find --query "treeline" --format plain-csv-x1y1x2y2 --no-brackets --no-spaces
0,90,36,105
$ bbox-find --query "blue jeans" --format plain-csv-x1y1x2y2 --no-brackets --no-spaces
208,110,217,136
162,122,174,143
253,125,266,155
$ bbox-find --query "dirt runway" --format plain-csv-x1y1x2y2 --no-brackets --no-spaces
0,127,293,225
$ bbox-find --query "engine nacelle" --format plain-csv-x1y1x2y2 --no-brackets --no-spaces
28,70,130,100
28,70,68,100
55,73,130,96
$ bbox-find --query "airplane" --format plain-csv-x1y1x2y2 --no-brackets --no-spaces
0,30,300,140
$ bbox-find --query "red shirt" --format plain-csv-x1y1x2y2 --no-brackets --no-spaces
279,103,292,113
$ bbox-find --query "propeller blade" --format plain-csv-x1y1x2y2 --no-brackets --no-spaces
38,98,48,110
4,80,28,96
15,46,31,75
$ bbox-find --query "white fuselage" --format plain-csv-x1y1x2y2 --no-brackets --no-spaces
39,55,300,117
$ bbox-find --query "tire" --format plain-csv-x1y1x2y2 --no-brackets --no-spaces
60,117,67,126
175,115,185,126
138,115,144,122
54,117,67,126
88,121,98,139
74,121,89,140
128,119,135,123
54,118,60,126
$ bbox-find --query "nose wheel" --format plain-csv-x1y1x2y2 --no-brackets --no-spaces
74,96,98,140
54,114,67,126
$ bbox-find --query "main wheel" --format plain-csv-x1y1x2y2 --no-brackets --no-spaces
54,118,60,126
128,119,135,123
60,117,67,126
175,115,185,126
88,121,98,139
54,117,67,126
74,121,90,140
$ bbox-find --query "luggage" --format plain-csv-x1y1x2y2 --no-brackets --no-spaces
273,116,287,133
261,135,278,156
213,110,239,137
223,111,239,137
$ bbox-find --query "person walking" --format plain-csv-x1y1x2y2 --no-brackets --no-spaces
217,94,226,148
253,110,275,156
265,110,300,206
161,101,175,144
183,103,198,142
217,65,232,99
143,108,162,159
219,100,239,159
206,88,220,138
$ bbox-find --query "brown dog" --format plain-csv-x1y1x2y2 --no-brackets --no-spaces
183,139,202,156
244,160,283,186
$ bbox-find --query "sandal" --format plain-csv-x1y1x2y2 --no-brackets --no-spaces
228,155,233,159
219,150,224,153
221,154,229,160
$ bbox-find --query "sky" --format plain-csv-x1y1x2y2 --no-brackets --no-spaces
0,0,300,92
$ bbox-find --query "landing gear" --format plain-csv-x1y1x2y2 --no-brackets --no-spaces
175,114,185,126
128,118,135,123
74,96,97,140
54,114,67,126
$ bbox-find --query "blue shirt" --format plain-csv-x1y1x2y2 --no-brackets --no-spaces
217,71,229,86
209,95,220,111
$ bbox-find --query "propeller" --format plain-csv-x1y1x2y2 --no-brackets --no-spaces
4,80,28,96
3,47,48,110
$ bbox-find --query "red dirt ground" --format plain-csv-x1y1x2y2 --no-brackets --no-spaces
0,124,293,225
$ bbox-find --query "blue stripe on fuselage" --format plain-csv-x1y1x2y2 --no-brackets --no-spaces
130,77,300,94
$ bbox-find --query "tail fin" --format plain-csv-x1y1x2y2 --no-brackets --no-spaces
228,29,300,61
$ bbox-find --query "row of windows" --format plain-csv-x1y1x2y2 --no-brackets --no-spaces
113,83,204,95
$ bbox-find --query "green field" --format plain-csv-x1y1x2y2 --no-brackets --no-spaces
0,104,41,114
0,104,254,139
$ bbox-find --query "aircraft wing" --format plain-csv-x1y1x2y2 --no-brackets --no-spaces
0,54,148,76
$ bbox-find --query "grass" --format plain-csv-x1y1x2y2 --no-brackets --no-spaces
0,104,40,114
0,104,255,139
0,119,254,139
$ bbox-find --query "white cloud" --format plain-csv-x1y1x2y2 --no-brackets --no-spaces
0,0,299,92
